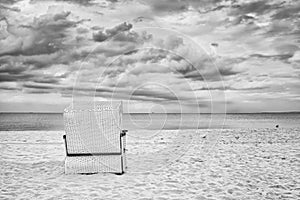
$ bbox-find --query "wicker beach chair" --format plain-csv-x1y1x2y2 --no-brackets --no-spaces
63,101,127,175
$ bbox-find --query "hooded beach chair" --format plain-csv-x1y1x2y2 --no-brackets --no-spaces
63,101,127,174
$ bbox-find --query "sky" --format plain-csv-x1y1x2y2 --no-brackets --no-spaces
0,0,299,113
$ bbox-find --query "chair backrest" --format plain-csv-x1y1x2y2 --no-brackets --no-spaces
63,101,123,154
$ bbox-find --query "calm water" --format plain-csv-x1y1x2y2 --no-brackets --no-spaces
0,113,299,131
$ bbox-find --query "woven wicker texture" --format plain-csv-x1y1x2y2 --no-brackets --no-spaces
63,101,126,174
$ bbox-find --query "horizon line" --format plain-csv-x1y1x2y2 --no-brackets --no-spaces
0,111,300,114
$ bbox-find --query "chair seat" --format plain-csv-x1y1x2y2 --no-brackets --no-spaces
65,155,124,174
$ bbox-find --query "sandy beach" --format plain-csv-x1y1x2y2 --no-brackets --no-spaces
1,0,300,199
1,128,299,199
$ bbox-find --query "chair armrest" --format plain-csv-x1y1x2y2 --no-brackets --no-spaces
121,130,127,137
63,135,68,156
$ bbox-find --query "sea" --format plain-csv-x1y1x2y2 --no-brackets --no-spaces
0,113,299,131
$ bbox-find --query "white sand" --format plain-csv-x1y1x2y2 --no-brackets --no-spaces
1,128,300,199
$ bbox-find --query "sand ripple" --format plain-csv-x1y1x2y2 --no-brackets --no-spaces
1,128,299,199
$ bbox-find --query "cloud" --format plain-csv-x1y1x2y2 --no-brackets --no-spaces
0,0,22,5
230,1,274,16
90,42,137,58
89,24,153,59
160,34,184,50
175,55,245,81
93,22,133,42
266,20,294,36
272,2,300,20
144,0,187,14
0,0,299,113
54,0,97,6
32,76,61,84
0,50,76,70
0,57,28,74
275,44,299,55
21,81,195,103
249,53,294,63
0,83,20,91
76,27,89,34
194,85,269,91
289,51,300,66
97,32,245,83
218,66,241,76
30,0,101,6
0,67,66,84
142,0,224,15
129,63,170,76
23,83,56,90
0,4,20,12
0,11,82,56
0,55,69,84
129,88,198,102
0,73,34,82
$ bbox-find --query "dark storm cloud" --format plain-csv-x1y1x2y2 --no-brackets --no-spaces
0,8,94,71
109,48,179,71
178,66,241,82
0,70,66,84
132,16,154,23
92,22,151,46
61,89,181,103
93,22,133,42
146,0,187,14
143,0,224,15
21,81,195,103
32,77,61,84
275,44,299,55
197,5,228,14
266,21,295,36
272,3,300,20
23,83,55,90
22,82,115,94
0,56,66,84
77,27,89,34
0,11,83,57
0,51,73,70
230,1,274,16
0,0,22,5
90,23,153,59
0,57,28,74
112,30,152,43
132,89,179,101
0,85,20,91
0,57,34,83
24,89,53,94
0,4,20,12
179,70,204,81
230,14,256,25
0,73,34,82
194,85,269,91
21,53,70,69
1,21,153,78
227,1,288,26
91,43,137,58
218,67,241,76
106,42,244,82
29,0,99,6
249,53,294,63
110,88,197,102
177,55,245,82
54,0,97,6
